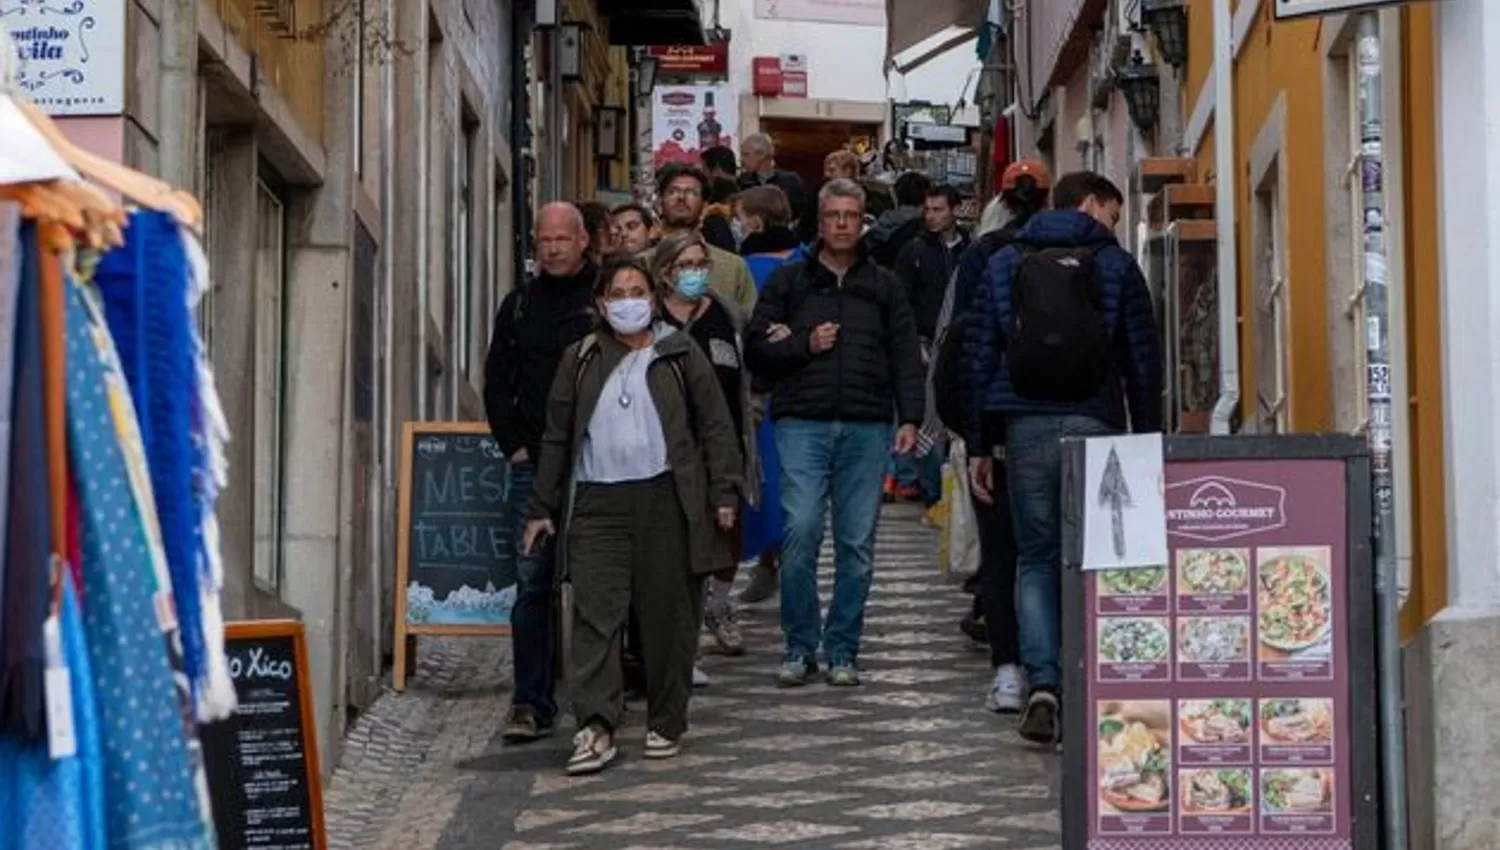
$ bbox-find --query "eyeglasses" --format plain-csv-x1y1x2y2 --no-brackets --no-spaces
671,261,711,274
820,211,861,224
665,187,702,199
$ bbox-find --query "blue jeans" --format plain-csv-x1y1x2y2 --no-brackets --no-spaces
776,419,891,666
505,461,557,721
1005,415,1114,693
888,443,942,506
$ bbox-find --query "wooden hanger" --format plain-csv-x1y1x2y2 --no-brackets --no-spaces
13,99,202,231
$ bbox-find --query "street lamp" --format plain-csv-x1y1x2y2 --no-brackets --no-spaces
1141,0,1189,68
1117,52,1161,132
559,22,584,83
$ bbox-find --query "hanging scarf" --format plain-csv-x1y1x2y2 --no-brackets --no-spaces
0,572,107,850
0,220,53,741
65,272,212,850
94,210,208,711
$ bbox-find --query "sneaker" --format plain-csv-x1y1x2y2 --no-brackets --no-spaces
739,561,779,604
1018,689,1061,745
566,724,618,776
826,663,861,687
692,664,710,688
776,656,817,687
501,706,554,744
922,504,943,528
704,599,746,656
644,730,681,760
984,665,1025,713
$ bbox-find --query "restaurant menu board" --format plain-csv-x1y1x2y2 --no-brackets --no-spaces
1083,458,1356,849
201,621,326,850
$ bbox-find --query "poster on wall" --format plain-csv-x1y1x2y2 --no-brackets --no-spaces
1,0,126,115
651,84,739,169
754,0,883,26
1060,436,1381,850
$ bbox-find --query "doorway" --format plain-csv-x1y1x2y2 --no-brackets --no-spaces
758,117,881,188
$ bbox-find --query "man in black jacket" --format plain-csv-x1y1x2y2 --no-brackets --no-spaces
746,178,926,688
484,201,597,743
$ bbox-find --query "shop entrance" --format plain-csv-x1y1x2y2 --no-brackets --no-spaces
758,117,881,188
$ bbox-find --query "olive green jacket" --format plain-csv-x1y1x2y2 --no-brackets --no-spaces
531,327,744,577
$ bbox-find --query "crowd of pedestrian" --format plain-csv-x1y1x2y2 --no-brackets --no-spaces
484,130,1162,775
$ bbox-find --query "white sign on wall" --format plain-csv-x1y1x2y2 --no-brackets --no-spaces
754,0,883,26
2,0,127,115
1273,0,1420,20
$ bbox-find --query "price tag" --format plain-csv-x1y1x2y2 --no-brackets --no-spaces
43,616,76,760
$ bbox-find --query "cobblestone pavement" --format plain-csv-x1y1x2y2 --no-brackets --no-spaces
325,503,1063,849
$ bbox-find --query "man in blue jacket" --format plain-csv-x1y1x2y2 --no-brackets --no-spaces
964,171,1163,745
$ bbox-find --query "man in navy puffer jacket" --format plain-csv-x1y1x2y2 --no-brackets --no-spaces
963,171,1162,745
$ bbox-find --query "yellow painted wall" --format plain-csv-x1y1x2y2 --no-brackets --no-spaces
1398,4,1448,633
1184,2,1329,432
211,0,327,145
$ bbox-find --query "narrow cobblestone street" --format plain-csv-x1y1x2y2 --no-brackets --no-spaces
324,504,1063,849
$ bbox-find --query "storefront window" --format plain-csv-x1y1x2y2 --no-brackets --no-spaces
253,179,288,593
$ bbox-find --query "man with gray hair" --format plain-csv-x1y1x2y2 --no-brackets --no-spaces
484,200,598,744
739,132,808,221
745,178,926,688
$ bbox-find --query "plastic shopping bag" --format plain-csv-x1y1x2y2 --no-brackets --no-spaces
941,440,982,578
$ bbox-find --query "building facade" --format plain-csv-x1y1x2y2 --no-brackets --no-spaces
1006,0,1495,843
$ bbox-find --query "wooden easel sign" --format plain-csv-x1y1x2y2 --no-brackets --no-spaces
393,421,515,690
200,620,328,850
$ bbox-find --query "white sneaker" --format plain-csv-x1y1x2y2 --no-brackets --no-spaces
692,664,710,688
984,664,1025,713
645,730,681,760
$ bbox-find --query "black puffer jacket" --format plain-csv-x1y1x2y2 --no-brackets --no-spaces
745,250,926,425
895,228,970,340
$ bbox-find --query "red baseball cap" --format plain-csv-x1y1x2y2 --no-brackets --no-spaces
1001,159,1052,191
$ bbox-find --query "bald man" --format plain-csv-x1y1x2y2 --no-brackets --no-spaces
484,201,598,743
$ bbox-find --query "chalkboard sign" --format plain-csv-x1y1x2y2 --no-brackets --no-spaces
201,620,327,850
394,422,514,689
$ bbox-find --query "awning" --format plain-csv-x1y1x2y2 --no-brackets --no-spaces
600,0,706,46
885,0,988,66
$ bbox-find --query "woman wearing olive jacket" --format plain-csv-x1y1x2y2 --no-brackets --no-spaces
523,256,744,776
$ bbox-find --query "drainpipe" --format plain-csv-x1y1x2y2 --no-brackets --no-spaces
1208,0,1239,435
511,3,532,287
414,6,431,419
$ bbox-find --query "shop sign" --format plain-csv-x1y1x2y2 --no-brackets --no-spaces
753,0,883,26
648,37,730,77
779,53,808,99
1,0,126,115
750,55,808,99
651,83,738,169
1273,0,1428,20
1060,436,1381,850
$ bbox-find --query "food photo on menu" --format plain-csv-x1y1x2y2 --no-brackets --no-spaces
1098,617,1171,668
1177,548,1251,597
1260,699,1333,743
1257,546,1335,664
1097,701,1173,815
1179,699,1252,745
1100,566,1168,597
1177,616,1252,665
1181,768,1254,816
1260,768,1335,816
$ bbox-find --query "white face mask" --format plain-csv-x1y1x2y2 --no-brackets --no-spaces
605,297,653,335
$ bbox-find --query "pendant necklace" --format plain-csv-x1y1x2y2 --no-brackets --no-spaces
619,350,645,408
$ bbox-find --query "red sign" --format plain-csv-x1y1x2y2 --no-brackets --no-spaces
752,57,782,96
751,55,808,99
1084,458,1357,847
648,38,729,77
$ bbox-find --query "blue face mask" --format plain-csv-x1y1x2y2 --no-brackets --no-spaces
675,267,711,300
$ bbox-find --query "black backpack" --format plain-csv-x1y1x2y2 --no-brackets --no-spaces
1006,244,1112,402
932,310,976,432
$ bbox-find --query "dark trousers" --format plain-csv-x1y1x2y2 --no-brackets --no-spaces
506,462,557,721
569,474,702,740
975,459,1020,668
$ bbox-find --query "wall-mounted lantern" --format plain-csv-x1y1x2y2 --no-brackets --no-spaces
631,47,659,98
1141,0,1189,68
559,22,584,83
595,106,624,160
1117,52,1161,132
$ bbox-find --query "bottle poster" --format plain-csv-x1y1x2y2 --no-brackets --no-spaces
652,84,740,169
1067,444,1375,850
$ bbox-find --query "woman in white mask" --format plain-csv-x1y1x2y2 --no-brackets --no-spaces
523,256,744,776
